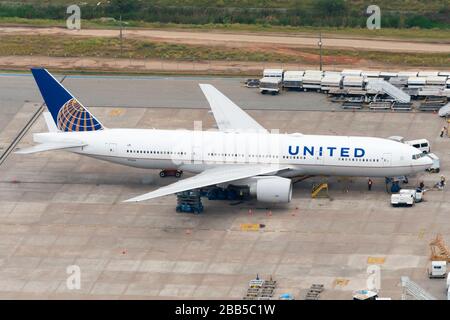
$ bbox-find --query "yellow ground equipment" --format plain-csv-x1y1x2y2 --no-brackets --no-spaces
240,223,260,232
311,183,329,198
429,234,450,262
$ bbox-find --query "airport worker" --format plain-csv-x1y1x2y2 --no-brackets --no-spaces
419,181,425,191
368,178,373,191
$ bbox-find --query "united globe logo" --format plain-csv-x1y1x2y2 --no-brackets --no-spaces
57,98,103,132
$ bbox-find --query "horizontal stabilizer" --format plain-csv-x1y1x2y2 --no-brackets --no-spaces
15,141,86,154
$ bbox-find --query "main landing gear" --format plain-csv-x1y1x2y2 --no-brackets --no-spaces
385,176,409,193
159,169,183,178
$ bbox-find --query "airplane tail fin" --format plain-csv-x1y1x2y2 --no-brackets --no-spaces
31,68,104,132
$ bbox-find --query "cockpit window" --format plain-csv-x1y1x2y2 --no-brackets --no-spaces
412,153,426,160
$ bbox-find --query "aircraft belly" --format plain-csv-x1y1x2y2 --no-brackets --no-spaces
294,165,415,177
81,153,175,169
78,153,212,172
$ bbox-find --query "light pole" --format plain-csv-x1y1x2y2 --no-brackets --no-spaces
119,15,123,57
318,32,323,71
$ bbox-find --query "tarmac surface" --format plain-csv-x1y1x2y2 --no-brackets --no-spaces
0,73,335,135
0,74,449,299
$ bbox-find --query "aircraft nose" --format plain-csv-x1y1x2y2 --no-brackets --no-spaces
424,155,433,167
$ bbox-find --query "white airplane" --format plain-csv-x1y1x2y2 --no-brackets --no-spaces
17,68,432,203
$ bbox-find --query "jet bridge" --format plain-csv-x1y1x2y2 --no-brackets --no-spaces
366,79,411,103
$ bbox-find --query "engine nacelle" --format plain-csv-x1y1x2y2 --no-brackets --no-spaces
249,176,292,203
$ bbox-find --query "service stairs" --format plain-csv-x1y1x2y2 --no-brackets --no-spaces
430,234,450,262
305,284,324,300
311,183,328,198
366,79,411,103
401,276,436,300
243,278,277,300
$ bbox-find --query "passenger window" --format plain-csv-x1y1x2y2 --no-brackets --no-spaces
421,143,428,147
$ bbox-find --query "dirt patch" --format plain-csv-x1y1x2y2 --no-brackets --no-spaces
0,55,438,76
1,27,449,54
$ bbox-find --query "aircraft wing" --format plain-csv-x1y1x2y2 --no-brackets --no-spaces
15,141,86,154
199,84,267,133
123,164,289,202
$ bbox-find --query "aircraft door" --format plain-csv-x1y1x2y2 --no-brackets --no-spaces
191,129,203,164
382,153,391,166
315,147,326,165
315,154,324,165
191,144,203,163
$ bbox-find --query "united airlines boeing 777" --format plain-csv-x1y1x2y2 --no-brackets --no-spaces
17,68,433,203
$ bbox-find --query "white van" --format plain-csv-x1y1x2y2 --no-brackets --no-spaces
447,273,450,289
405,139,430,153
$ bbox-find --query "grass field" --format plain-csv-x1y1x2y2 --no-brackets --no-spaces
0,34,448,68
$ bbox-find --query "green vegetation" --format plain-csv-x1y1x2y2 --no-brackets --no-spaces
0,35,288,62
0,0,448,29
0,35,448,67
6,0,450,12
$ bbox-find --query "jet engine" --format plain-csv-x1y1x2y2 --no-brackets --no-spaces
248,176,292,203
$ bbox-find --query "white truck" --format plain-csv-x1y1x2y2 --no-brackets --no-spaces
321,74,342,92
439,102,450,117
428,261,447,279
259,77,282,95
447,273,450,300
426,76,447,87
263,69,284,79
282,71,304,90
302,71,323,91
343,76,365,89
397,71,418,78
352,289,378,300
341,69,362,77
391,189,423,207
407,77,427,89
447,273,450,289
